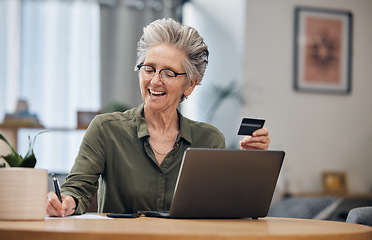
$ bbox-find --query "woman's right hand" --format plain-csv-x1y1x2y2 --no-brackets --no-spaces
46,191,76,217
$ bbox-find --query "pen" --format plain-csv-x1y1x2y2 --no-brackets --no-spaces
52,173,62,203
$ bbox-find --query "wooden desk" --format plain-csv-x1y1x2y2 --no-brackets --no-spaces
0,216,371,240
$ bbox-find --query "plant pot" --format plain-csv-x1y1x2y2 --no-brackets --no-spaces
0,168,48,220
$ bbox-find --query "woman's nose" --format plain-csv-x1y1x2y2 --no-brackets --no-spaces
150,72,163,85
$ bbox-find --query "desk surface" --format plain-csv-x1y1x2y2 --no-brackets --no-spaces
0,216,371,240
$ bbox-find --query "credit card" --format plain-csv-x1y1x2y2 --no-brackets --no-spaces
237,118,265,136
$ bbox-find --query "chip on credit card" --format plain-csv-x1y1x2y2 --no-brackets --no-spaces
237,118,265,136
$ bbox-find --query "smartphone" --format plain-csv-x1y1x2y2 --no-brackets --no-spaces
237,118,265,136
107,213,141,218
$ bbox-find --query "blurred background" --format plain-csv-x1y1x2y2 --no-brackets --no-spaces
1,0,372,220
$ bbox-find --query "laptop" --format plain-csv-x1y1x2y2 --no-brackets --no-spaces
144,148,285,219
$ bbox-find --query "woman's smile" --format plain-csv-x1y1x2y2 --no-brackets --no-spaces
148,89,166,97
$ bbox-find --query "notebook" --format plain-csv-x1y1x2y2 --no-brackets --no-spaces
144,148,285,219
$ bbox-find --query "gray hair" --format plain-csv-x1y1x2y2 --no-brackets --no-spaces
135,18,209,85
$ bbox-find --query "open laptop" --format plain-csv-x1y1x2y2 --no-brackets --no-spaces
144,148,285,219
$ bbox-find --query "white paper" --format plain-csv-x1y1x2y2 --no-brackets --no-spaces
46,213,112,219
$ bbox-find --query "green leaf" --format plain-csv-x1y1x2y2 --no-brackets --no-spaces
0,133,18,156
20,153,37,168
0,131,47,168
0,133,23,167
24,130,48,159
2,153,23,167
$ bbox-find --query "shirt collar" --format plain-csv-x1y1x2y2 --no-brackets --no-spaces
135,104,149,139
178,110,192,144
135,103,192,144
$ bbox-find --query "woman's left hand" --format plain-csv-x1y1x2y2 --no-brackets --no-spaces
240,127,270,150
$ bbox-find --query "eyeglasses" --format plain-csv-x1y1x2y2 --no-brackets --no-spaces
137,64,187,84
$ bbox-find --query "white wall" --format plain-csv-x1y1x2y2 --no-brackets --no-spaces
244,0,372,194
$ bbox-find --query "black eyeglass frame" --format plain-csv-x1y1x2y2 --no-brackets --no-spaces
136,64,187,82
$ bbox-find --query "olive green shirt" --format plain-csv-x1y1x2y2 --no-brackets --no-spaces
61,104,226,214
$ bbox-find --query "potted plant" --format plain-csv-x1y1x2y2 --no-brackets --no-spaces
0,132,48,220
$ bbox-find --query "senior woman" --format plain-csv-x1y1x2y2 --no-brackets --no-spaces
46,18,270,217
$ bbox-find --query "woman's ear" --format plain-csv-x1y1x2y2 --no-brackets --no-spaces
184,77,198,97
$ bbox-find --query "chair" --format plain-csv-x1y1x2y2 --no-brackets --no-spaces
346,207,372,226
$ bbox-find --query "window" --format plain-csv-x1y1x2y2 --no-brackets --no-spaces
0,0,100,128
0,0,100,173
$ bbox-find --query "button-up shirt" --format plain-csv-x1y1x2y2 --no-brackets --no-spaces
61,104,226,214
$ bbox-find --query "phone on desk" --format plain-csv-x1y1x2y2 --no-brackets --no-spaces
107,213,141,218
237,118,265,136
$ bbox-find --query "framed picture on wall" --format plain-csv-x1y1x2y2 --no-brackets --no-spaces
293,7,353,94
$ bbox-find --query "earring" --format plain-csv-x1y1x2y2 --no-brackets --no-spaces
185,95,189,99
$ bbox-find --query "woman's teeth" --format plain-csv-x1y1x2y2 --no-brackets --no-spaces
149,89,166,96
